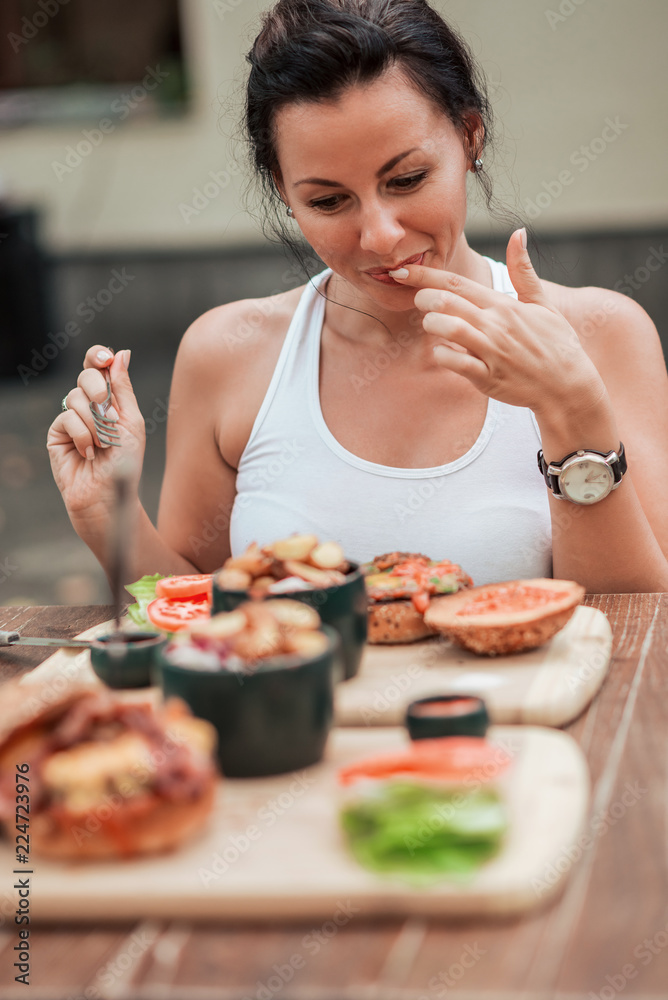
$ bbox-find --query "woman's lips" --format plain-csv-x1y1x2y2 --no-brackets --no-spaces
365,253,425,284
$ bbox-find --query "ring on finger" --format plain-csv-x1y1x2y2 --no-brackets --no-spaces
61,394,72,413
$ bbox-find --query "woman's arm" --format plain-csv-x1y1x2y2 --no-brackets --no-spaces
539,286,668,591
47,292,293,585
393,230,668,592
156,310,241,574
157,291,301,573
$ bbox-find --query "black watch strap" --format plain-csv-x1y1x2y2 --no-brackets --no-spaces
537,442,626,497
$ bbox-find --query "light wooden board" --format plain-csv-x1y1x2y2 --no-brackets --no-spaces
17,607,612,732
0,725,588,922
335,605,612,728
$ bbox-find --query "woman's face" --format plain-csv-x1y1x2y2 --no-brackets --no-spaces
274,65,476,312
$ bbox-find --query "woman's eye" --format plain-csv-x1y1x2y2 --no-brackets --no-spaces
310,195,344,213
390,171,428,190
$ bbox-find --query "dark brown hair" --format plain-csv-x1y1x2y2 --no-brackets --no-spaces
244,0,497,258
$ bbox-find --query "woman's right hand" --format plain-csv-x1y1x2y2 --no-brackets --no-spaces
47,347,146,527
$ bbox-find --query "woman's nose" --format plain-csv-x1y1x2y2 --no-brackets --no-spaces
359,202,405,254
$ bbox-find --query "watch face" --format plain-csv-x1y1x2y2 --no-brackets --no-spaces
559,456,614,505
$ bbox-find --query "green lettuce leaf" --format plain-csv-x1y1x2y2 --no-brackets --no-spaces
125,573,165,628
340,783,507,885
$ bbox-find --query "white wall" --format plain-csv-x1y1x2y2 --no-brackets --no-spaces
1,0,666,252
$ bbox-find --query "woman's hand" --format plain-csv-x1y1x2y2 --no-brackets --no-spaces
47,346,146,528
392,229,605,420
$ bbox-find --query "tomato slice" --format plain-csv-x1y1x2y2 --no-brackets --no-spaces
147,596,211,632
338,738,510,786
411,591,431,614
155,574,213,601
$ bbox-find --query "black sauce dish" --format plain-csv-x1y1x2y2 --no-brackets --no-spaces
405,694,490,741
212,562,367,682
90,631,168,689
153,625,340,778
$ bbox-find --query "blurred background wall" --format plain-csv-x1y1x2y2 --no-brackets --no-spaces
0,0,667,605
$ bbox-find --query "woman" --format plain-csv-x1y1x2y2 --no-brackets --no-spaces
47,0,668,593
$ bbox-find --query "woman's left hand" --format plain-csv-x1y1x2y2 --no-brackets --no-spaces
393,228,604,419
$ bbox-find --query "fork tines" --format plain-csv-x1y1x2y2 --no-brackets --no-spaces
90,369,121,447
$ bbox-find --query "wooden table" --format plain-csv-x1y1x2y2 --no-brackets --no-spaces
0,596,666,1000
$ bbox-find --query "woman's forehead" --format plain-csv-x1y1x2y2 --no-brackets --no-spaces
274,70,460,178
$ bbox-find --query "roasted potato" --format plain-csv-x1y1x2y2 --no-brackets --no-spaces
268,599,321,630
189,610,247,641
265,534,319,562
308,541,346,570
215,567,253,590
224,542,273,577
284,561,346,587
283,630,330,657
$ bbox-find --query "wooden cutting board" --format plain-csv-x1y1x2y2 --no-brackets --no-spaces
336,605,612,728
15,606,612,728
0,726,588,921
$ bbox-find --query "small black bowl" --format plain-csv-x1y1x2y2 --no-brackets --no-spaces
154,626,339,778
212,562,367,681
90,631,168,689
405,694,490,741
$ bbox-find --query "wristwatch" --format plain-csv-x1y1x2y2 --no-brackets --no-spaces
537,442,627,505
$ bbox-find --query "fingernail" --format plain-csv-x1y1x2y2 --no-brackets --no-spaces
121,349,131,370
519,227,527,250
388,268,409,278
85,447,95,461
107,406,119,422
97,350,112,362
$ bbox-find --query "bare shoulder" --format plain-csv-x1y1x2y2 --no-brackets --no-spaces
170,284,305,469
540,278,666,373
176,284,305,376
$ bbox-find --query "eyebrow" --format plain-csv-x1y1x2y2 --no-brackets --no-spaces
293,147,420,187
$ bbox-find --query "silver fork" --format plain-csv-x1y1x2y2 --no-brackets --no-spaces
90,367,121,447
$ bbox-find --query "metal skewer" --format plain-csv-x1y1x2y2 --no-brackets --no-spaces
108,459,135,638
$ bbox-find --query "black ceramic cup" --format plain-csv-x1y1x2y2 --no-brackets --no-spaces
154,626,339,778
211,563,367,681
90,631,168,689
405,694,490,741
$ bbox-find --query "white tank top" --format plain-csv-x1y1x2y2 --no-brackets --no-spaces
229,258,552,585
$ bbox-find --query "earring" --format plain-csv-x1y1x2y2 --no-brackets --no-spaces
474,158,483,173
286,206,294,217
